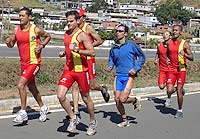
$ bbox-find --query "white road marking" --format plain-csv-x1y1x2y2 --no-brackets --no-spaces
0,91,200,120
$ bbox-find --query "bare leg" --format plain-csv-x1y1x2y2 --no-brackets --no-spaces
114,91,126,119
28,83,44,107
57,85,74,119
17,77,28,110
81,92,95,122
177,85,184,110
72,82,80,112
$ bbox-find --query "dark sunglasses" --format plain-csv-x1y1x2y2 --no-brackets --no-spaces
116,30,125,33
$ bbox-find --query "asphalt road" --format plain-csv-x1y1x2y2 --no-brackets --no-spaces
1,45,200,60
0,92,200,139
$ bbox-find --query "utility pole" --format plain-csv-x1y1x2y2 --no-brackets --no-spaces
8,0,10,33
0,0,4,42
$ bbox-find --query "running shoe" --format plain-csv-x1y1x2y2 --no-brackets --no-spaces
174,111,183,119
67,115,80,132
117,120,130,128
13,110,28,124
164,99,171,107
101,86,110,103
133,96,141,112
39,105,49,122
86,120,98,136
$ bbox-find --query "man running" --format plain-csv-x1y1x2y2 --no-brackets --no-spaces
166,25,194,119
71,9,110,117
106,24,145,127
57,10,97,135
5,7,51,124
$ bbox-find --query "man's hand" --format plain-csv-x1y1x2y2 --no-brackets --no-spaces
5,37,13,48
154,58,158,65
106,67,112,72
129,69,136,76
59,51,66,58
179,50,185,56
35,44,43,54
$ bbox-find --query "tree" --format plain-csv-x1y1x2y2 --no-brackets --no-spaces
155,0,196,25
86,0,108,12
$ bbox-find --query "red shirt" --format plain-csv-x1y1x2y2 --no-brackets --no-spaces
167,39,187,72
16,24,41,66
158,42,168,71
64,29,88,72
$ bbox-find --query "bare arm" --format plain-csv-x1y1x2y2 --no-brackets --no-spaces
35,26,51,47
184,42,194,61
76,32,95,56
154,47,159,65
5,27,17,48
34,26,51,53
87,25,102,47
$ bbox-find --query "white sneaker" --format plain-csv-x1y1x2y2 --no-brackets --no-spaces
117,120,130,128
86,120,98,136
67,115,80,132
39,105,49,122
133,96,141,112
165,99,171,107
13,110,28,124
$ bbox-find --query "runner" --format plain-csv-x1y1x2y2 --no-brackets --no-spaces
5,7,51,124
166,24,194,119
106,24,145,127
57,10,97,135
72,9,110,117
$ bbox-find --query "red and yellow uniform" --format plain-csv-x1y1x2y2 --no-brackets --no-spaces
157,42,169,85
58,29,89,94
15,24,41,83
167,39,187,85
79,23,96,80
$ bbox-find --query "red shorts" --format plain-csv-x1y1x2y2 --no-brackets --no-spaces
21,64,40,84
158,70,167,85
87,57,96,80
58,70,89,94
167,71,186,86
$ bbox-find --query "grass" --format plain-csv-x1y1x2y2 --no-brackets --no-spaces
0,58,200,99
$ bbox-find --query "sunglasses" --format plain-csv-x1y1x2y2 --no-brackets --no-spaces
116,30,125,33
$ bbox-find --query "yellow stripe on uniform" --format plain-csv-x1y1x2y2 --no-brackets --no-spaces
178,39,186,71
29,24,38,64
71,29,83,72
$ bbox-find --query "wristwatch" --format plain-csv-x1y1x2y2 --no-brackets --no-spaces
74,48,79,53
41,44,45,48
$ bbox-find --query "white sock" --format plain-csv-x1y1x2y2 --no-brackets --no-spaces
20,109,26,113
177,109,183,112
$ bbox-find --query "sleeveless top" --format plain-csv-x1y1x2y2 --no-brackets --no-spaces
64,28,88,72
158,42,169,71
167,39,187,71
16,24,41,66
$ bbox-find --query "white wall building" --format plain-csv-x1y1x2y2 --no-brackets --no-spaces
195,9,200,17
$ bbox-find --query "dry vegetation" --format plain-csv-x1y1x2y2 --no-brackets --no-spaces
0,58,200,100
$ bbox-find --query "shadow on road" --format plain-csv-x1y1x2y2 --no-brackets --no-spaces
94,110,137,125
148,97,177,116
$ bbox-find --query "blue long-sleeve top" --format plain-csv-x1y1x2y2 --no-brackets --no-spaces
108,40,146,76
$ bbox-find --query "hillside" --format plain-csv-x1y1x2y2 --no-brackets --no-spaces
1,0,200,9
159,0,200,8
0,0,59,11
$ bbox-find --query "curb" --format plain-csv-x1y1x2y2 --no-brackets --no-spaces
0,82,200,114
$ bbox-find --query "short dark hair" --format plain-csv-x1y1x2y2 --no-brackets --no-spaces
65,10,79,20
173,24,183,31
117,24,129,33
20,7,32,16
